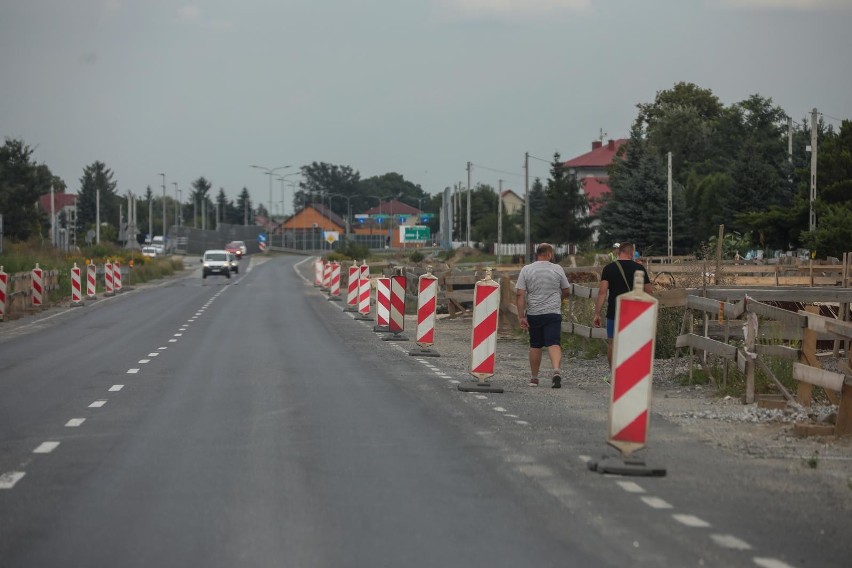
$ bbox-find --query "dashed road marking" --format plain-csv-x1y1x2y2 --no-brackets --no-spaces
138,359,150,364
148,353,159,357
641,496,673,509
753,558,796,568
0,471,26,489
710,534,751,550
89,400,107,408
450,380,460,384
158,347,167,350
578,455,593,463
109,385,124,392
33,441,60,454
173,333,183,337
65,418,86,427
127,368,139,374
672,514,710,528
475,395,487,400
515,420,529,425
493,407,507,412
168,339,177,343
616,481,646,494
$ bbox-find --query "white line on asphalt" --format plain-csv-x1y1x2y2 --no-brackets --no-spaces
187,319,194,322
33,441,60,454
65,418,86,427
515,420,529,425
174,333,182,337
158,347,167,350
578,455,593,463
616,481,646,494
710,534,752,550
138,359,150,364
450,380,460,384
475,395,487,399
89,400,107,408
641,497,673,509
493,407,507,412
127,369,139,374
672,514,710,528
506,414,518,418
753,558,796,568
168,339,177,343
148,353,159,357
0,471,26,489
109,385,124,392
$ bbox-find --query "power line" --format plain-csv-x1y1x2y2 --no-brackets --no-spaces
820,112,847,124
526,153,553,164
469,162,523,178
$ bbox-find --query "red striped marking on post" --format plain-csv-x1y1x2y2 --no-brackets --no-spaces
375,277,391,327
346,265,359,307
314,260,323,286
388,275,406,333
0,266,7,321
329,262,341,297
113,261,122,293
416,272,438,347
31,264,44,307
608,271,658,456
86,262,97,299
71,263,83,306
470,271,500,380
359,263,369,279
358,277,371,315
104,261,114,296
322,262,332,289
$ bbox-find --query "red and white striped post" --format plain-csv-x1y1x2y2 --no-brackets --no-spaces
104,260,115,297
459,268,503,393
354,274,372,321
31,263,44,308
328,262,342,301
314,260,323,287
322,262,332,291
70,263,83,307
374,277,391,332
381,273,409,342
0,266,7,321
409,266,439,356
113,260,122,293
344,263,359,312
86,261,97,299
589,271,665,476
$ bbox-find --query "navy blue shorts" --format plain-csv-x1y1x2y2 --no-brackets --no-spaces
527,313,562,348
606,318,615,339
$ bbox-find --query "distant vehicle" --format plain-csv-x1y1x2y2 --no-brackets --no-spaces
201,250,231,279
151,235,166,255
225,241,243,259
141,246,159,258
233,241,247,256
228,252,239,273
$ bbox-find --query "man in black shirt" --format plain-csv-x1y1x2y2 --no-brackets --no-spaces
593,242,653,367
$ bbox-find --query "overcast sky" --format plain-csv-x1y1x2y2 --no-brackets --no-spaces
2,0,850,214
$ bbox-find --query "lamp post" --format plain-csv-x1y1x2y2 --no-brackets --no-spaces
172,182,179,229
159,173,166,240
328,193,354,236
251,164,290,223
275,172,301,217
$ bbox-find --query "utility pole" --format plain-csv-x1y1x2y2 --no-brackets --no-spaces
173,182,179,229
466,162,472,248
159,173,166,239
96,186,100,244
667,152,673,261
809,108,818,233
524,152,530,263
497,179,503,265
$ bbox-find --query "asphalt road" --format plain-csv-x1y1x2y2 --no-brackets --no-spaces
0,254,848,567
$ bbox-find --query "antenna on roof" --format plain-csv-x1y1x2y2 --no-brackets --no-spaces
599,128,608,143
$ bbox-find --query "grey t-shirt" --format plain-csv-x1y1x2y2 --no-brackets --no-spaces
516,260,570,315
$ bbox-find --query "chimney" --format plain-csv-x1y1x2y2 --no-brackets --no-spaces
592,141,602,150
607,139,615,151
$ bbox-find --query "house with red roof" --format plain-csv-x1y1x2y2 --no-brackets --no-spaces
563,138,626,215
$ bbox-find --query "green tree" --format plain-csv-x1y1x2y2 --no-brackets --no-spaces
538,152,592,245
0,138,55,241
189,176,212,228
297,162,361,214
76,161,119,241
235,187,253,225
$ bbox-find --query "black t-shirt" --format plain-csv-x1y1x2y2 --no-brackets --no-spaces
600,260,650,318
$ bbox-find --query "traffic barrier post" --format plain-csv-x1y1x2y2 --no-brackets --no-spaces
409,266,439,356
0,266,7,321
86,261,97,299
459,268,503,393
104,261,115,296
328,262,342,301
314,260,323,287
113,260,122,293
344,264,359,312
71,263,83,307
381,273,409,341
374,276,391,332
322,262,332,291
589,271,666,476
31,263,44,308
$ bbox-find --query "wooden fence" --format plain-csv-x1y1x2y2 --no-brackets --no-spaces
0,269,60,321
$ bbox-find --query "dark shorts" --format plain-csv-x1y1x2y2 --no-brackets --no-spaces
527,313,562,348
606,318,615,339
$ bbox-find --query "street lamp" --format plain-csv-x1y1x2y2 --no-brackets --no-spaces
159,173,166,240
274,171,302,217
172,182,179,229
328,193,354,236
251,164,290,222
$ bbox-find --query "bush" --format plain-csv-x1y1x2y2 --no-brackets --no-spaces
409,251,424,264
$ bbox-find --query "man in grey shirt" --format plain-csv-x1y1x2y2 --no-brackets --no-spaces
516,243,571,388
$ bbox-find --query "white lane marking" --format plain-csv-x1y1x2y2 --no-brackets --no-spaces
672,514,710,528
168,339,177,343
475,395,487,399
436,374,450,378
127,368,139,374
710,534,751,550
578,455,593,463
109,385,124,392
158,347,167,350
753,558,796,568
65,418,86,427
450,380,460,384
173,333,183,337
515,420,529,425
89,400,107,408
138,359,150,364
0,471,26,489
506,414,518,418
616,481,646,494
641,497,673,509
148,353,159,357
493,407,507,412
33,441,60,454
187,319,194,322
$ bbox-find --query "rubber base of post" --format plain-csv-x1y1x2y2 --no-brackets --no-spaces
327,296,342,301
408,348,440,357
381,333,408,342
457,382,504,394
587,456,667,477
373,325,390,333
